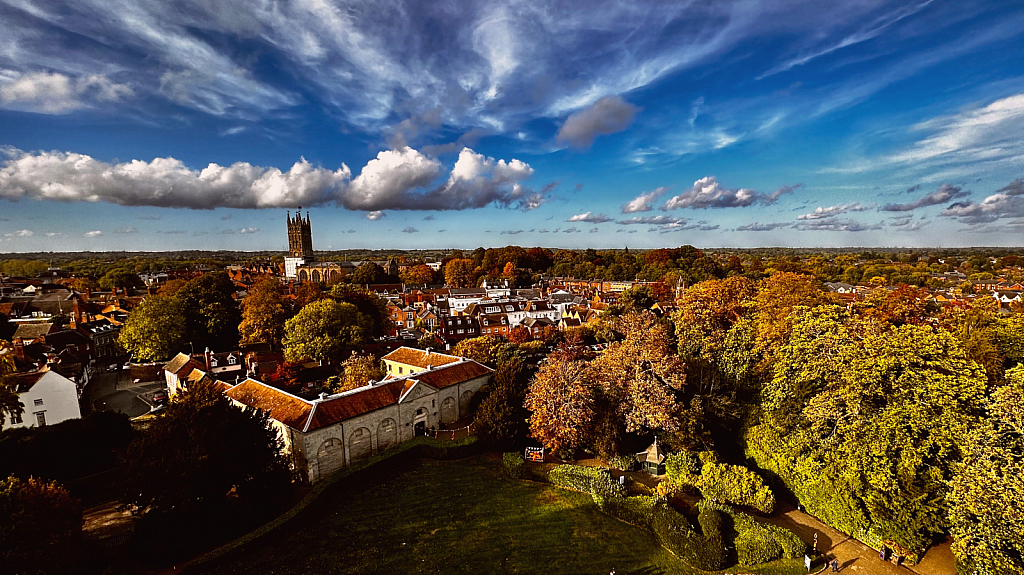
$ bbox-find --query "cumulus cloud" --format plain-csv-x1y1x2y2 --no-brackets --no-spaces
567,212,612,223
589,227,599,233
621,187,668,213
794,218,883,232
888,215,931,231
941,179,1024,224
239,227,259,234
563,227,580,233
402,227,418,233
737,222,792,231
2,229,33,237
767,183,803,202
663,177,787,210
84,230,103,237
0,72,132,114
798,202,871,220
618,215,685,226
44,232,63,237
556,95,640,148
0,148,351,209
342,147,544,211
882,183,968,211
366,211,386,220
0,146,544,213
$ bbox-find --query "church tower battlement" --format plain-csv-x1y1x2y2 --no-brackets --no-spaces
286,209,314,259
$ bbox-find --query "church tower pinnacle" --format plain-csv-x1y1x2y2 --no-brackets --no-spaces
286,208,314,259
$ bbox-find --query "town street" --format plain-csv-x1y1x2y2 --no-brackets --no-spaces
82,368,164,419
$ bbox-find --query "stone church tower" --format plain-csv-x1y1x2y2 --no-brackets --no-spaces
286,210,314,258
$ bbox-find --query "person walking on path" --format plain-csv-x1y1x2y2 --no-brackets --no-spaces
831,558,840,572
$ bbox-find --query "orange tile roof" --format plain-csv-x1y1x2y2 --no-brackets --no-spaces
413,361,492,389
382,346,461,369
225,379,313,429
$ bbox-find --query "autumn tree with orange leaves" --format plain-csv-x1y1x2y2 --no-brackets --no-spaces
525,354,594,455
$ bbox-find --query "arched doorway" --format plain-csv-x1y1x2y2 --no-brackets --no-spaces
349,427,372,462
378,418,397,450
459,390,474,418
413,407,427,436
317,437,345,477
298,270,308,281
440,397,456,424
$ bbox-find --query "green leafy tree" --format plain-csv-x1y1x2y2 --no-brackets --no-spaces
476,358,531,449
118,295,187,361
328,283,390,339
121,379,289,518
620,285,656,312
0,476,82,575
282,299,364,363
335,353,385,393
239,276,288,348
350,262,387,285
177,271,242,351
98,268,143,292
949,366,1024,575
0,344,21,427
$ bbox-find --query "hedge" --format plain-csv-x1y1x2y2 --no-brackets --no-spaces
547,465,626,501
502,452,524,479
702,499,805,565
649,502,728,571
664,451,776,514
600,495,659,528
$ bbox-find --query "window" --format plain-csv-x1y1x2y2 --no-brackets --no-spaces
458,329,464,334
33,398,43,406
399,367,404,374
35,412,46,427
12,412,22,424
228,355,237,365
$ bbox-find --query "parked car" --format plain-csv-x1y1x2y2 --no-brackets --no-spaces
152,390,168,405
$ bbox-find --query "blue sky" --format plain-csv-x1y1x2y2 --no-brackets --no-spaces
1,0,1023,251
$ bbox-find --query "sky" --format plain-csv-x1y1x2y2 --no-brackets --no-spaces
0,0,1023,252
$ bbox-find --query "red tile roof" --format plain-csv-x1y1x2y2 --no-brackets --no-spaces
382,346,461,369
225,379,313,429
413,361,492,389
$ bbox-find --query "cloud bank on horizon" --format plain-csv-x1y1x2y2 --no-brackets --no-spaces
0,0,1022,249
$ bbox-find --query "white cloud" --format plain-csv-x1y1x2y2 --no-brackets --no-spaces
798,202,872,220
113,226,139,234
794,218,883,232
736,222,791,231
84,230,103,237
0,71,132,114
556,96,639,148
239,227,259,234
2,229,33,237
366,211,386,220
663,176,766,210
621,187,668,213
567,212,612,223
0,148,351,209
617,215,685,226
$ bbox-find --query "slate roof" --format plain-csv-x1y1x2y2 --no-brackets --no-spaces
13,323,54,341
382,346,461,369
163,352,193,375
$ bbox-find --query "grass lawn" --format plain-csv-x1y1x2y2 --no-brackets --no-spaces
194,453,696,575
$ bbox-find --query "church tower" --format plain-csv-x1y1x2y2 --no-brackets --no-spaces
286,209,314,258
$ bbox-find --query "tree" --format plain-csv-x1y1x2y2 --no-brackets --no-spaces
329,284,390,339
118,295,187,361
123,381,289,507
591,311,687,434
525,354,594,456
400,264,435,286
335,353,385,393
418,331,442,349
453,336,504,366
620,285,655,312
0,343,22,428
444,258,476,288
239,276,288,348
98,268,142,292
282,299,364,363
176,271,242,351
476,358,531,449
507,326,532,344
0,476,82,575
949,366,1024,575
673,275,756,362
157,278,189,296
351,262,387,285
292,281,323,312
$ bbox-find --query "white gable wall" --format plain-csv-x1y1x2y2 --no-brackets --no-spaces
3,370,81,430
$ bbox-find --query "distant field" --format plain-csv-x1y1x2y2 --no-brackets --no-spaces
193,454,696,575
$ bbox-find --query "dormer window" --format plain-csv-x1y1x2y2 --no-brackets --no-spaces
227,355,237,365
210,358,218,367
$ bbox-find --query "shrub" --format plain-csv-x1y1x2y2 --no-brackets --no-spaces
650,502,727,571
698,462,775,514
602,495,659,528
702,499,805,564
736,530,784,565
502,452,524,479
608,454,636,471
548,464,625,500
664,451,701,486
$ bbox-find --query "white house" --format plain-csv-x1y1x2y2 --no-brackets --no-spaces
3,368,82,430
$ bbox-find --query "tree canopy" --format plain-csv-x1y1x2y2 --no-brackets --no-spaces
282,299,365,363
117,294,187,361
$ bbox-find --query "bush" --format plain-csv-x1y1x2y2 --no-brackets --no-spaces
502,452,524,479
664,451,701,486
548,464,626,500
702,499,805,565
602,495,659,528
608,454,636,471
650,502,727,571
698,462,775,514
736,530,784,565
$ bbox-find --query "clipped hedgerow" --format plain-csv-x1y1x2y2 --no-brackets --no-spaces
601,495,659,528
548,464,626,501
502,452,524,479
701,499,806,565
698,462,775,514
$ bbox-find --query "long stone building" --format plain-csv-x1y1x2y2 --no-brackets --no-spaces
223,348,491,483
